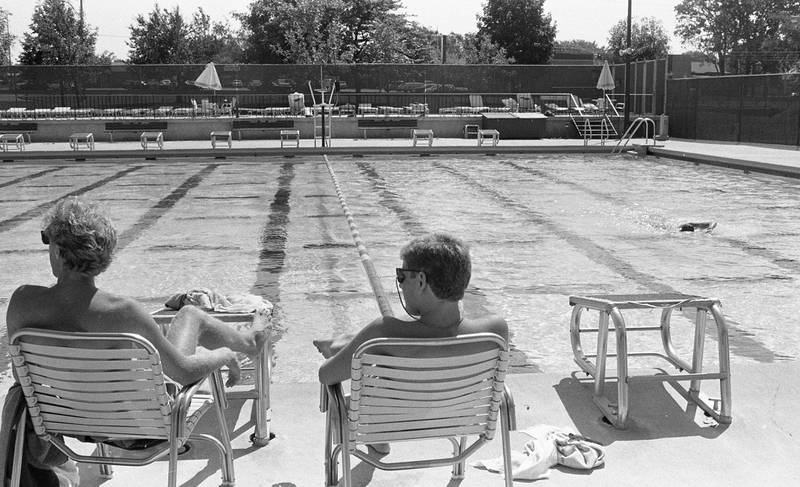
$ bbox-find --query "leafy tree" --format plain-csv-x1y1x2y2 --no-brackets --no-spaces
606,16,670,63
19,0,97,65
128,6,240,64
1,7,13,65
186,8,242,63
555,39,604,56
675,0,800,74
127,5,190,64
236,0,425,63
477,0,556,64
443,33,511,64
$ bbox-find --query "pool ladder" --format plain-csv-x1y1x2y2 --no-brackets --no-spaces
612,117,656,153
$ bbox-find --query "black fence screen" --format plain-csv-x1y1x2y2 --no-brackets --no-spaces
0,63,607,113
668,74,800,146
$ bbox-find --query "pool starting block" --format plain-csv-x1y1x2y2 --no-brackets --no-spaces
0,134,25,151
69,132,95,151
140,131,164,150
280,129,300,148
412,129,434,147
477,129,499,147
210,131,232,149
569,293,732,428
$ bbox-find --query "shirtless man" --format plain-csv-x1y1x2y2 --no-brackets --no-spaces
317,232,508,386
5,197,266,387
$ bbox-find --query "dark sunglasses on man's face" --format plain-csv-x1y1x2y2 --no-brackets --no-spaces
395,268,421,283
41,231,50,245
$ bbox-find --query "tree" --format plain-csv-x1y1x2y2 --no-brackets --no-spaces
236,0,427,64
675,0,800,74
606,16,670,63
127,5,190,64
19,0,97,65
186,8,242,64
477,0,556,64
443,33,511,64
1,7,13,65
555,39,604,56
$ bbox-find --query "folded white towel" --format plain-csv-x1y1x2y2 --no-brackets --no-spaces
166,288,273,315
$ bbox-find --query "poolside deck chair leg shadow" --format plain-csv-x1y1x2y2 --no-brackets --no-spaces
321,333,516,487
9,329,236,487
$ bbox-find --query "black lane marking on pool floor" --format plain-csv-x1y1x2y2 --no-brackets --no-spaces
502,159,800,276
0,166,67,190
115,164,219,252
0,166,144,235
437,161,779,363
354,160,428,237
355,160,536,372
250,162,295,313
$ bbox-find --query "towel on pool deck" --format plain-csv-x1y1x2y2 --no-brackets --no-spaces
165,288,273,315
472,424,605,480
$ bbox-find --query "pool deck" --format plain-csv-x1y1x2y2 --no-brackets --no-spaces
54,361,800,487
2,135,800,178
2,137,800,485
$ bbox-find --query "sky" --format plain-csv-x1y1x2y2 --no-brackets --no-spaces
3,0,685,60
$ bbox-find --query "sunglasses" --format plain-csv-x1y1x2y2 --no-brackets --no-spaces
395,268,422,283
41,231,50,245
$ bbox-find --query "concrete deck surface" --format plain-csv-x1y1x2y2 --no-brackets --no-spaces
66,361,798,487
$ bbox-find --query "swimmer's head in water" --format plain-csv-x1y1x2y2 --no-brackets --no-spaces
679,222,717,233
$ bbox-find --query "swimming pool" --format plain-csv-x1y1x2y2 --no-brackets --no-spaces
1,153,798,387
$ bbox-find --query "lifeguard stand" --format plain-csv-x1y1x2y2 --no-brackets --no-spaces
310,79,336,147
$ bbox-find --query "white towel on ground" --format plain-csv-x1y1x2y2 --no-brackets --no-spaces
472,424,605,481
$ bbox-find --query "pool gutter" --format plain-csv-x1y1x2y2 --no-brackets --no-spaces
1,144,614,162
648,146,800,179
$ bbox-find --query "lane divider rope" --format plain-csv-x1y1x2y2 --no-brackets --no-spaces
323,155,394,317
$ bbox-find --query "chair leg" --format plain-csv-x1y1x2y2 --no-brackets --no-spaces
324,405,337,487
10,411,26,487
340,443,352,487
211,372,236,486
500,400,514,487
98,443,114,478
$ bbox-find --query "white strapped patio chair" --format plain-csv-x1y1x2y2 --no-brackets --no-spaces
8,328,235,487
321,332,516,487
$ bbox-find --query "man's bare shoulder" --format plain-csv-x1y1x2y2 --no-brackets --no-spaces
461,314,509,340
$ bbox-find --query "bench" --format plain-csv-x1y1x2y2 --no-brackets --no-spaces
105,121,168,142
140,132,164,150
0,123,37,143
357,118,418,139
210,131,232,149
280,129,300,148
411,129,434,147
232,119,295,140
0,134,25,151
477,129,500,147
69,133,95,151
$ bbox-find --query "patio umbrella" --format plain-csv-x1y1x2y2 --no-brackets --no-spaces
194,62,222,91
596,61,615,115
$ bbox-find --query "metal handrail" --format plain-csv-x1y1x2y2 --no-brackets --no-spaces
612,116,655,153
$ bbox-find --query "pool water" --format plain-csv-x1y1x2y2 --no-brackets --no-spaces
1,154,798,387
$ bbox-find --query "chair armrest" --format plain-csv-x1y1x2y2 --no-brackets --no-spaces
319,383,329,412
172,368,227,436
503,383,517,431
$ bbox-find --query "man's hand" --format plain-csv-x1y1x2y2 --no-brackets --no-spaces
313,333,354,359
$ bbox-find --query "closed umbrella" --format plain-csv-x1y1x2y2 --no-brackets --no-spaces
596,61,615,115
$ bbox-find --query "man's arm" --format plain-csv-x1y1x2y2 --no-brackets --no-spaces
318,318,384,385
